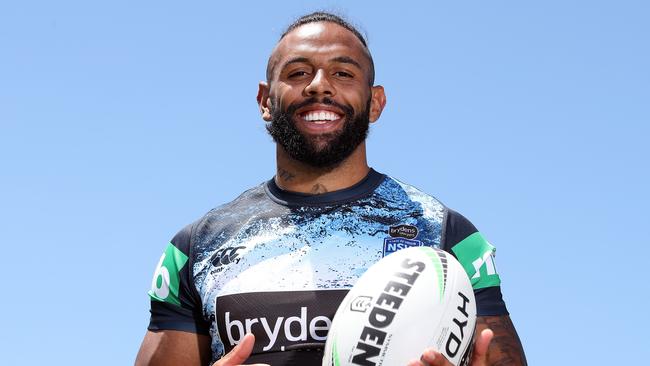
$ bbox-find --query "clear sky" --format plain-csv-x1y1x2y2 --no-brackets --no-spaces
1,1,648,365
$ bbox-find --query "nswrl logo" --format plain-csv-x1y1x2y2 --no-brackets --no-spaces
383,237,422,257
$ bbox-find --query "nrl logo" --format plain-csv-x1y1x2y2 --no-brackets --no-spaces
389,224,419,240
350,296,373,313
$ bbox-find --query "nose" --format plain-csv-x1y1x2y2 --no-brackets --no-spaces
304,69,335,97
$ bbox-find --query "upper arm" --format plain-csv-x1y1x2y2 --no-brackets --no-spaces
476,315,527,366
135,330,212,366
140,225,213,365
443,210,526,364
443,209,508,315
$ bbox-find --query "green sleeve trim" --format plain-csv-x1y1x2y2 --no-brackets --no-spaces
450,232,501,290
148,242,189,306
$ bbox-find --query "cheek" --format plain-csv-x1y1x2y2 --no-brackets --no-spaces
272,85,301,110
342,90,371,113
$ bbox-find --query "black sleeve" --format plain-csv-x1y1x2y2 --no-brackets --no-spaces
442,209,509,316
147,224,211,335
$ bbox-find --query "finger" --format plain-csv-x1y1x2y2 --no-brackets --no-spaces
417,348,453,366
471,328,494,364
214,334,268,366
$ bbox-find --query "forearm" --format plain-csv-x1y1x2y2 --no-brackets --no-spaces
135,330,212,366
476,315,527,366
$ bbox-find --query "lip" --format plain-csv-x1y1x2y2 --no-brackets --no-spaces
295,103,345,117
294,104,345,134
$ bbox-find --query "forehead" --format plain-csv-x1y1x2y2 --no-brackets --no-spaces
270,22,370,73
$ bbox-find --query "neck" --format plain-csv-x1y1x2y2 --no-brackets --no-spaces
274,142,370,194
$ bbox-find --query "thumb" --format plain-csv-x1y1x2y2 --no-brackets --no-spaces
214,333,267,366
471,328,493,365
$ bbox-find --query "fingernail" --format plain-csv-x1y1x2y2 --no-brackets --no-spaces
422,349,436,360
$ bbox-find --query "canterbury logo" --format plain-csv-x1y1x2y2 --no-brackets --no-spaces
211,246,245,267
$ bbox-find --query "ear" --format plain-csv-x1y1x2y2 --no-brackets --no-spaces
368,85,386,123
257,81,273,121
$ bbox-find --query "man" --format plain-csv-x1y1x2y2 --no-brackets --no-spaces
136,12,527,366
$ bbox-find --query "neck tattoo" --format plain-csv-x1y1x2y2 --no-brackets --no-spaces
310,183,328,195
277,167,296,182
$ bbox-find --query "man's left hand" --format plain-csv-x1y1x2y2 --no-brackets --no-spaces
406,328,494,366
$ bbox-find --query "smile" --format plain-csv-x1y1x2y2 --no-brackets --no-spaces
300,110,343,124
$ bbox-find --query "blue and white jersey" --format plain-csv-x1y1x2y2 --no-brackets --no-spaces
147,169,508,364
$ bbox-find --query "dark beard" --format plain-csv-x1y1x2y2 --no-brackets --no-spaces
266,97,371,170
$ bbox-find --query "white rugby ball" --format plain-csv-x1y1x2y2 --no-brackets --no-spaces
322,246,476,366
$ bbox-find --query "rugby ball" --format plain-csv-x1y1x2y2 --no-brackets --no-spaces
322,246,476,366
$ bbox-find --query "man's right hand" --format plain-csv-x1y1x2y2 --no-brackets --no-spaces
212,334,269,366
136,330,267,366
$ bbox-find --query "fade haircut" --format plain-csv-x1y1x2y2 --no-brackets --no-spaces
266,11,375,86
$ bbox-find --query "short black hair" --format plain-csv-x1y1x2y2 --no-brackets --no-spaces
281,12,369,48
266,11,375,86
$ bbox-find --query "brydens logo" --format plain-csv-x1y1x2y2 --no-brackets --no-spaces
389,224,419,239
224,307,332,351
216,290,348,355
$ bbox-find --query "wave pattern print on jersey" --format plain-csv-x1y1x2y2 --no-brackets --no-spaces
189,172,446,361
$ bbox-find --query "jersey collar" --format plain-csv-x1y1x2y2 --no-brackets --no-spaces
265,168,386,207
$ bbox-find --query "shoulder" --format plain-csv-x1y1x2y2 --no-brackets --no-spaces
442,208,480,250
186,182,272,242
375,174,488,247
202,181,270,222
162,182,271,259
170,180,294,272
442,209,504,292
378,174,447,218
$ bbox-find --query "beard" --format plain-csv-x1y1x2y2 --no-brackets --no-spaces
266,96,371,170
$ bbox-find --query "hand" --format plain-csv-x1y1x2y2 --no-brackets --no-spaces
211,334,270,366
407,328,494,366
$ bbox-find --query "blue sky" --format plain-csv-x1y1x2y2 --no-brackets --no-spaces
1,1,648,365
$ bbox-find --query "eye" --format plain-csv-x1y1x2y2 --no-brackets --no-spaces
288,70,309,78
334,71,353,78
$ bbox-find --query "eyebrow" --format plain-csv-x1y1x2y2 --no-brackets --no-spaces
330,56,362,69
280,57,310,71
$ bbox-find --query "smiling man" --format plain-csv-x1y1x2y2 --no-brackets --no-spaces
136,12,526,366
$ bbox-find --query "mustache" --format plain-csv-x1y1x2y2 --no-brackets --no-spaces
283,97,354,118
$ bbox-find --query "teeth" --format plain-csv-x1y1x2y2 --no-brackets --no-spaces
302,111,340,122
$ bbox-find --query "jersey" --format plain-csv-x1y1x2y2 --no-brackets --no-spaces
146,169,508,364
